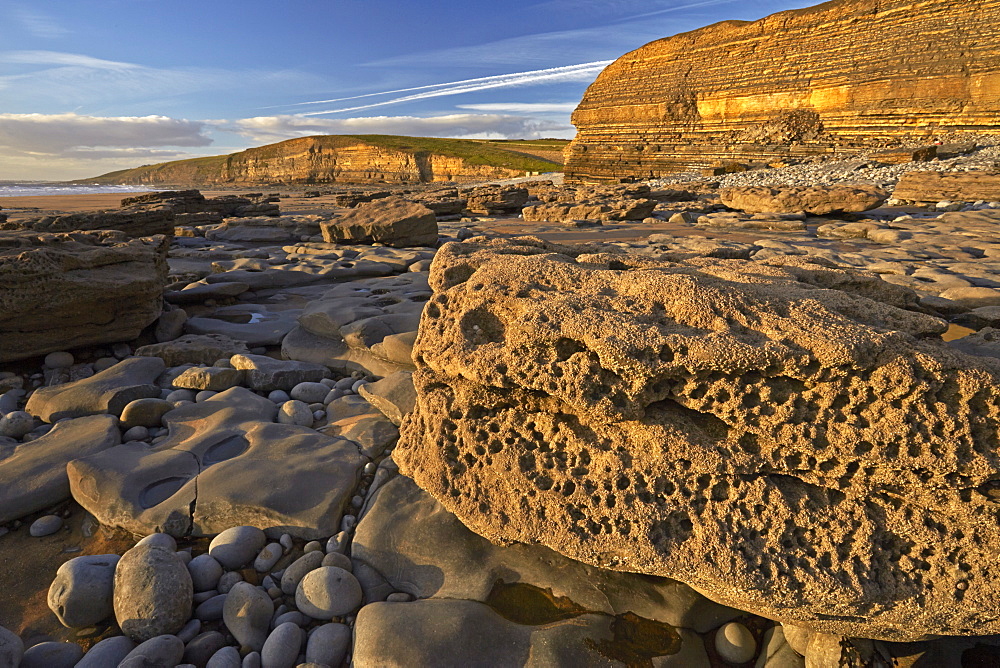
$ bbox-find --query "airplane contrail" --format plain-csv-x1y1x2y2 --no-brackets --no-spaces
286,61,612,117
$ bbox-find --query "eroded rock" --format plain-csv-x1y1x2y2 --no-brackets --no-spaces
396,237,1000,641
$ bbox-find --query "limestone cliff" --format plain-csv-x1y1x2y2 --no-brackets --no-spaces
88,135,562,186
565,0,1000,182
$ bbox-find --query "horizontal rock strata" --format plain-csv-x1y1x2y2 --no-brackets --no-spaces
397,237,1000,641
565,0,1000,182
0,231,169,363
892,170,1000,203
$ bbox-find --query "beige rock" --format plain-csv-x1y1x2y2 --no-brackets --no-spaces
893,170,1000,204
0,231,168,363
720,186,886,215
397,238,1000,641
321,197,438,248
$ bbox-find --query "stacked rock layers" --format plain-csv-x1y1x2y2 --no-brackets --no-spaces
566,0,1000,181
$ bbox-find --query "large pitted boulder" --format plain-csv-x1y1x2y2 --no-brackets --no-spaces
321,197,438,248
396,237,1000,641
720,185,887,215
68,387,365,537
0,231,169,363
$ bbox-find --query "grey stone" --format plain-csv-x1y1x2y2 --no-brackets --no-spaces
295,567,362,620
277,400,313,427
253,543,283,572
0,410,34,438
136,334,251,367
352,475,740,631
230,354,329,393
194,595,228,622
241,650,261,668
218,571,243,594
136,533,178,551
74,635,136,668
47,554,120,628
123,425,150,441
261,622,303,668
68,387,364,538
172,367,245,392
305,623,350,667
280,551,325,595
715,622,756,664
289,382,330,404
210,526,267,570
188,554,224,592
0,626,23,668
357,371,415,426
182,631,226,667
185,305,299,348
114,544,194,642
29,514,63,536
206,646,242,668
44,351,74,368
0,414,119,523
155,307,188,342
119,634,185,668
223,582,273,652
177,619,202,643
353,599,621,667
19,640,83,668
120,398,175,429
25,357,165,423
653,629,710,667
756,626,805,668
165,281,251,305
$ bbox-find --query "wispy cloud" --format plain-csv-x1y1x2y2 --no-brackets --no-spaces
224,113,572,143
0,113,212,154
0,50,323,113
615,0,742,21
10,6,68,38
457,102,579,113
281,62,611,116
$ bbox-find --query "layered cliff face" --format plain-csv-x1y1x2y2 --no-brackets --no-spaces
89,136,562,186
566,0,1000,182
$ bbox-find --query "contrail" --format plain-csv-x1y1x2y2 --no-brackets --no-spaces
287,61,612,117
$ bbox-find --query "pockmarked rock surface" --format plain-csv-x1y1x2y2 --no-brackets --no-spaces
0,415,120,524
114,543,194,642
564,0,1000,181
719,186,886,215
320,197,438,248
68,387,365,537
0,231,169,363
396,237,1000,641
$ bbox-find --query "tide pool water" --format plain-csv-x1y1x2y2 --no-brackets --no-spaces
0,183,161,198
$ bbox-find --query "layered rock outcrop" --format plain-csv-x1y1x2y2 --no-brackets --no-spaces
89,136,558,186
892,170,1000,203
0,231,169,362
565,0,1000,182
397,237,1000,641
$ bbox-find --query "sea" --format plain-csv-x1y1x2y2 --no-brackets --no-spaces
0,182,163,198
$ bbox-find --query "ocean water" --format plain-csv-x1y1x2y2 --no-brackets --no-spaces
0,183,162,198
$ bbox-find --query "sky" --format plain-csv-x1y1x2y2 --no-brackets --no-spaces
0,0,810,180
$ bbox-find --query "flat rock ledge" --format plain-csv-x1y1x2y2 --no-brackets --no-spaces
396,237,1000,641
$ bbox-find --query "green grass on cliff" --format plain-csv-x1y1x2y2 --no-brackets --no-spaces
81,134,566,185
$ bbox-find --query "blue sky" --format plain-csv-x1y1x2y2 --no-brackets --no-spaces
0,0,808,179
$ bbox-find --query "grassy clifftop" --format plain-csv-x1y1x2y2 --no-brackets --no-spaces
83,135,567,185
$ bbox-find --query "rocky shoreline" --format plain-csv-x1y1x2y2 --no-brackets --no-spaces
1,157,999,667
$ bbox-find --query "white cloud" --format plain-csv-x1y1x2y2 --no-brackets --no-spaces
283,62,611,116
10,6,69,38
457,102,579,113
0,113,212,154
225,114,572,144
0,50,136,70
